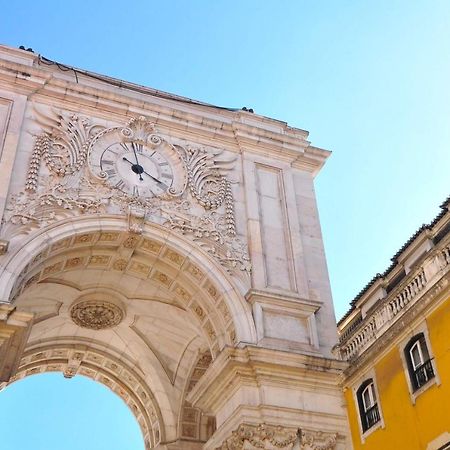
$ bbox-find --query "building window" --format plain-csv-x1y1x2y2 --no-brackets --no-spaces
357,379,381,432
404,333,435,391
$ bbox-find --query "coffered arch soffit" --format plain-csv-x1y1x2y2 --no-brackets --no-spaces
1,216,257,347
2,341,165,450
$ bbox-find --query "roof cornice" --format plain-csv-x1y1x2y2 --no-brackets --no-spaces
0,45,329,173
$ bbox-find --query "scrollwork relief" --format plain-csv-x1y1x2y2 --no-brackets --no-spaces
4,110,251,275
299,430,337,450
161,201,250,273
25,107,104,191
217,423,299,450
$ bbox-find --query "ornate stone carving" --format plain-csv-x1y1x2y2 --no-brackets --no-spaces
70,300,124,330
217,423,299,450
5,344,160,449
161,201,250,273
4,110,251,275
0,239,8,255
25,108,103,191
300,430,337,450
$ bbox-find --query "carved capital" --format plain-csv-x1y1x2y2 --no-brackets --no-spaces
300,430,337,450
216,423,299,450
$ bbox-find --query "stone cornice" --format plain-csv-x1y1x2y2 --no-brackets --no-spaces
337,236,450,361
342,271,450,382
245,289,323,312
187,346,347,413
0,46,329,174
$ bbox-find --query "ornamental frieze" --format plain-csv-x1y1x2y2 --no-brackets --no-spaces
216,424,338,450
3,109,250,275
217,423,298,450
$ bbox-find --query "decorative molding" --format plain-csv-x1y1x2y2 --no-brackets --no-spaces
0,239,8,255
8,230,237,353
3,343,162,449
0,97,13,161
343,272,450,379
70,299,124,330
215,424,338,450
300,430,338,450
4,110,251,275
336,242,450,362
179,350,215,441
25,107,103,190
216,423,299,450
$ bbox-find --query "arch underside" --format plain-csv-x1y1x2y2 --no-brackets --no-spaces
0,218,255,448
3,342,162,449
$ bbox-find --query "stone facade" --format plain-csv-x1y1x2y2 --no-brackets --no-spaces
0,45,350,449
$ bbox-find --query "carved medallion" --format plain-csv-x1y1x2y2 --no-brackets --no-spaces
70,300,124,330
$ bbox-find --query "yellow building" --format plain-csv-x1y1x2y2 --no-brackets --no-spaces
336,198,450,449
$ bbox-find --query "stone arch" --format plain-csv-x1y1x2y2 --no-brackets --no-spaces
1,342,163,450
0,215,258,446
178,349,215,443
1,215,256,346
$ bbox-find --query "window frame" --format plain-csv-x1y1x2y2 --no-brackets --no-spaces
352,370,384,442
399,322,439,403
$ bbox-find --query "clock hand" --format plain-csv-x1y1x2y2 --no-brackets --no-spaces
131,142,140,165
122,157,164,185
122,157,134,165
142,169,164,185
122,157,143,181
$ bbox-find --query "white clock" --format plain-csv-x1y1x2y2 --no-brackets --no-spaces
90,139,174,198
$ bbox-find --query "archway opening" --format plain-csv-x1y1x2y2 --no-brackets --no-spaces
0,372,145,450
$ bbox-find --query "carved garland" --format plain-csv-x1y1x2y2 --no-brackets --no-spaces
217,424,298,450
5,110,250,274
216,424,338,450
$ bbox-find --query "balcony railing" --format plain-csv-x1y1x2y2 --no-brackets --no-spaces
362,404,380,432
412,358,435,391
337,243,450,361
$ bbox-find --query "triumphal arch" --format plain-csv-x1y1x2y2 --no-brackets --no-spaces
0,45,349,449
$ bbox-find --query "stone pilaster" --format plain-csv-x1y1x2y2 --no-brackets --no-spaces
187,347,350,450
0,304,34,382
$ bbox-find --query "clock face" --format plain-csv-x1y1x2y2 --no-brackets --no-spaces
93,141,174,198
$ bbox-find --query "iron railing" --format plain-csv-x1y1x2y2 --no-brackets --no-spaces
412,359,435,391
362,404,380,431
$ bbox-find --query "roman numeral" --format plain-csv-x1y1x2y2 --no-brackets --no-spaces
131,142,143,153
105,168,117,177
114,179,126,190
161,173,172,179
102,159,114,166
158,161,169,166
133,186,140,197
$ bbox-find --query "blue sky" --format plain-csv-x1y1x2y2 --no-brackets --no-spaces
1,1,449,448
0,374,143,450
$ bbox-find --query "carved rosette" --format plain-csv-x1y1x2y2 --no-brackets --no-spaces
70,300,124,330
217,424,299,450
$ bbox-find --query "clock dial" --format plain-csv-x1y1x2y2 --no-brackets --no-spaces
95,141,174,198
